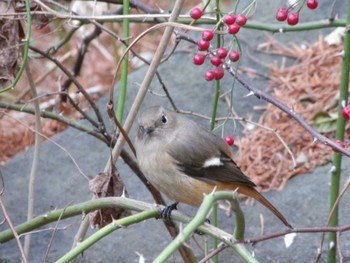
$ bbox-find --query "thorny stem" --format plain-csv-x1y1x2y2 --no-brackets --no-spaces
116,0,130,123
211,1,222,262
229,70,350,157
327,1,350,262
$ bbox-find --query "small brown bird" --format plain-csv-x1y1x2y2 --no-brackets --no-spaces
135,106,292,228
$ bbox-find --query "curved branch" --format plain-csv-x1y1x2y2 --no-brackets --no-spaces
229,69,350,157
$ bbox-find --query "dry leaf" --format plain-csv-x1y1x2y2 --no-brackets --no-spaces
89,169,131,228
0,19,21,88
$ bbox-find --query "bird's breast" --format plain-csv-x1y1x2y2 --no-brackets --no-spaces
138,151,216,207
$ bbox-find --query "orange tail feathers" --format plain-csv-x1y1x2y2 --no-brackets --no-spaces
227,184,292,229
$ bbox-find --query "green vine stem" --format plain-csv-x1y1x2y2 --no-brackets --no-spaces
231,197,245,241
116,0,130,122
210,4,222,131
0,195,251,261
18,12,346,31
327,1,350,262
0,101,108,144
56,210,157,263
0,197,162,243
210,2,222,262
154,191,255,263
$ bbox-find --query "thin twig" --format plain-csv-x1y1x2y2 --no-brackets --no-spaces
60,23,102,95
24,88,102,111
18,225,70,239
0,198,28,263
18,51,73,100
229,70,350,157
0,101,109,145
242,225,350,245
316,178,350,262
0,111,90,181
29,46,112,145
336,231,343,263
43,203,71,262
27,32,104,128
224,94,297,169
199,243,228,263
29,46,101,129
24,64,41,256
0,168,28,263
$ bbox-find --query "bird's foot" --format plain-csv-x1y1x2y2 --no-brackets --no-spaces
158,202,178,220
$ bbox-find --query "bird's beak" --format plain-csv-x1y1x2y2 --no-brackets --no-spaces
137,126,154,138
145,127,154,135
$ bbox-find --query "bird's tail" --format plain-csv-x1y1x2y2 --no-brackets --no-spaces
234,184,292,229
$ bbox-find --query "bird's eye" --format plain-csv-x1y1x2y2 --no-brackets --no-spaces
161,115,168,124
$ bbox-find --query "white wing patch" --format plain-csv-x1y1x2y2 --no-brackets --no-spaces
203,157,223,168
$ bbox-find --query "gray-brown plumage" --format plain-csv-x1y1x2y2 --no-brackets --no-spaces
135,106,292,228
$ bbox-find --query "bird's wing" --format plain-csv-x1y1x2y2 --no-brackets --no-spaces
166,127,256,187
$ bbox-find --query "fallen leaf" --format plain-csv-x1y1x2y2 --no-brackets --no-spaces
89,169,131,228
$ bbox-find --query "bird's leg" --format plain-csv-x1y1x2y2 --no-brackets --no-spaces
159,202,178,219
159,203,211,235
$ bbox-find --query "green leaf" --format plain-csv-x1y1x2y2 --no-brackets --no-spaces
313,111,338,133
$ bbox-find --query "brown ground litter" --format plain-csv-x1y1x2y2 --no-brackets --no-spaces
235,36,344,191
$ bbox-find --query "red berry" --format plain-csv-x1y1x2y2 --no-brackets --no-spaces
204,70,215,81
276,8,288,22
287,13,299,26
202,30,214,41
333,140,345,153
190,8,203,20
306,0,318,9
224,136,234,146
228,24,240,34
228,51,240,62
198,40,210,51
224,14,236,25
216,47,227,59
235,14,247,26
210,56,222,66
193,54,206,65
342,106,350,119
214,67,224,80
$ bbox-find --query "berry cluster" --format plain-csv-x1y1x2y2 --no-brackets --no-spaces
191,9,245,81
275,0,318,26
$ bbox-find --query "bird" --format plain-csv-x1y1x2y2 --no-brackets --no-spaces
135,106,292,229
